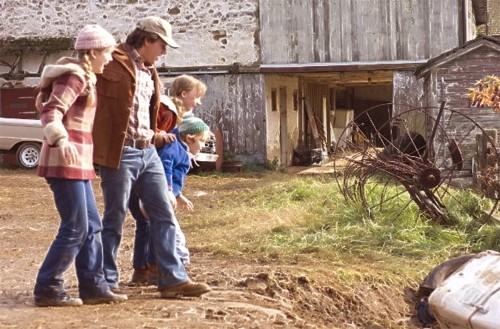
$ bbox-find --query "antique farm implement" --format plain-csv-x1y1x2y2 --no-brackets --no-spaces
333,102,500,224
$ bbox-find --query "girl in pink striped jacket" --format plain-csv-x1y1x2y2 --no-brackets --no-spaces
33,24,127,307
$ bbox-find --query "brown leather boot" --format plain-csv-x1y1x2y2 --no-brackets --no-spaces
147,263,158,286
130,268,149,285
160,280,211,298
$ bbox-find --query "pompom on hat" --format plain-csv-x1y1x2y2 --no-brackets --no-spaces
74,24,116,50
178,113,209,136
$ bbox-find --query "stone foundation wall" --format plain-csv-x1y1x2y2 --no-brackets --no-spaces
0,0,259,68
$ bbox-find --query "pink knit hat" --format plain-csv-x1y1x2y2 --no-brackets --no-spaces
74,24,116,50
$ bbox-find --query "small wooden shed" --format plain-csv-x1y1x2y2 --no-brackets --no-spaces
414,35,500,171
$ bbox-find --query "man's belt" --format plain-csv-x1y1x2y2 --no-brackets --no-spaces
123,138,151,149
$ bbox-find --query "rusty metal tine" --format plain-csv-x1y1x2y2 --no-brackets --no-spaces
425,101,446,161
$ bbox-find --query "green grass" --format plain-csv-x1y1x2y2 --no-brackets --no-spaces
184,172,500,283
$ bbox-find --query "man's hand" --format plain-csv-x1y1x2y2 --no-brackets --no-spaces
163,133,177,144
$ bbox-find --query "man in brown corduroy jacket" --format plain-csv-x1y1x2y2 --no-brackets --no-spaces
93,16,210,299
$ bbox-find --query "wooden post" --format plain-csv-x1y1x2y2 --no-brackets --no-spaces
214,128,224,171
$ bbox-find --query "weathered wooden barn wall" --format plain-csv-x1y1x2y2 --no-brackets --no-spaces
435,49,500,168
393,71,424,111
260,0,465,63
416,38,500,170
438,49,500,111
185,74,266,163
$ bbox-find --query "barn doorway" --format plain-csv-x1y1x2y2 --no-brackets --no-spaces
299,80,393,153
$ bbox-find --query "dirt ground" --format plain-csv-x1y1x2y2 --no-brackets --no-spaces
0,167,426,329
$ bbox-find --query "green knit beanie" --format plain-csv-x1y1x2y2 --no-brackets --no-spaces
178,113,210,135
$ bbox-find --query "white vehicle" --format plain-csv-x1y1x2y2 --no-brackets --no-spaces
429,250,500,329
0,117,43,169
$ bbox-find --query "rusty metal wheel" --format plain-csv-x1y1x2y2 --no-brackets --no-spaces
333,103,500,225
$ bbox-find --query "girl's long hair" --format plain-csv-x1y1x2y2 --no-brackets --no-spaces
78,50,95,107
170,75,207,123
34,52,95,113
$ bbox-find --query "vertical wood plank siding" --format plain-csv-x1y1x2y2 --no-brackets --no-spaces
260,0,462,63
425,46,500,171
190,74,266,163
393,71,425,115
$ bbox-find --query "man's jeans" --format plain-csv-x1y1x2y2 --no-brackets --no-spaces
34,178,108,299
128,191,154,269
130,191,190,269
99,146,188,289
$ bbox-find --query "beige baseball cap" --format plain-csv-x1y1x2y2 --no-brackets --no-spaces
136,16,179,48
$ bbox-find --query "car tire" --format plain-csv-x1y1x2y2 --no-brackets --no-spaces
16,142,41,169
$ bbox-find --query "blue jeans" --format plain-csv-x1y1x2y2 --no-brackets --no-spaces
128,191,155,269
34,178,109,299
130,193,190,269
99,146,188,289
